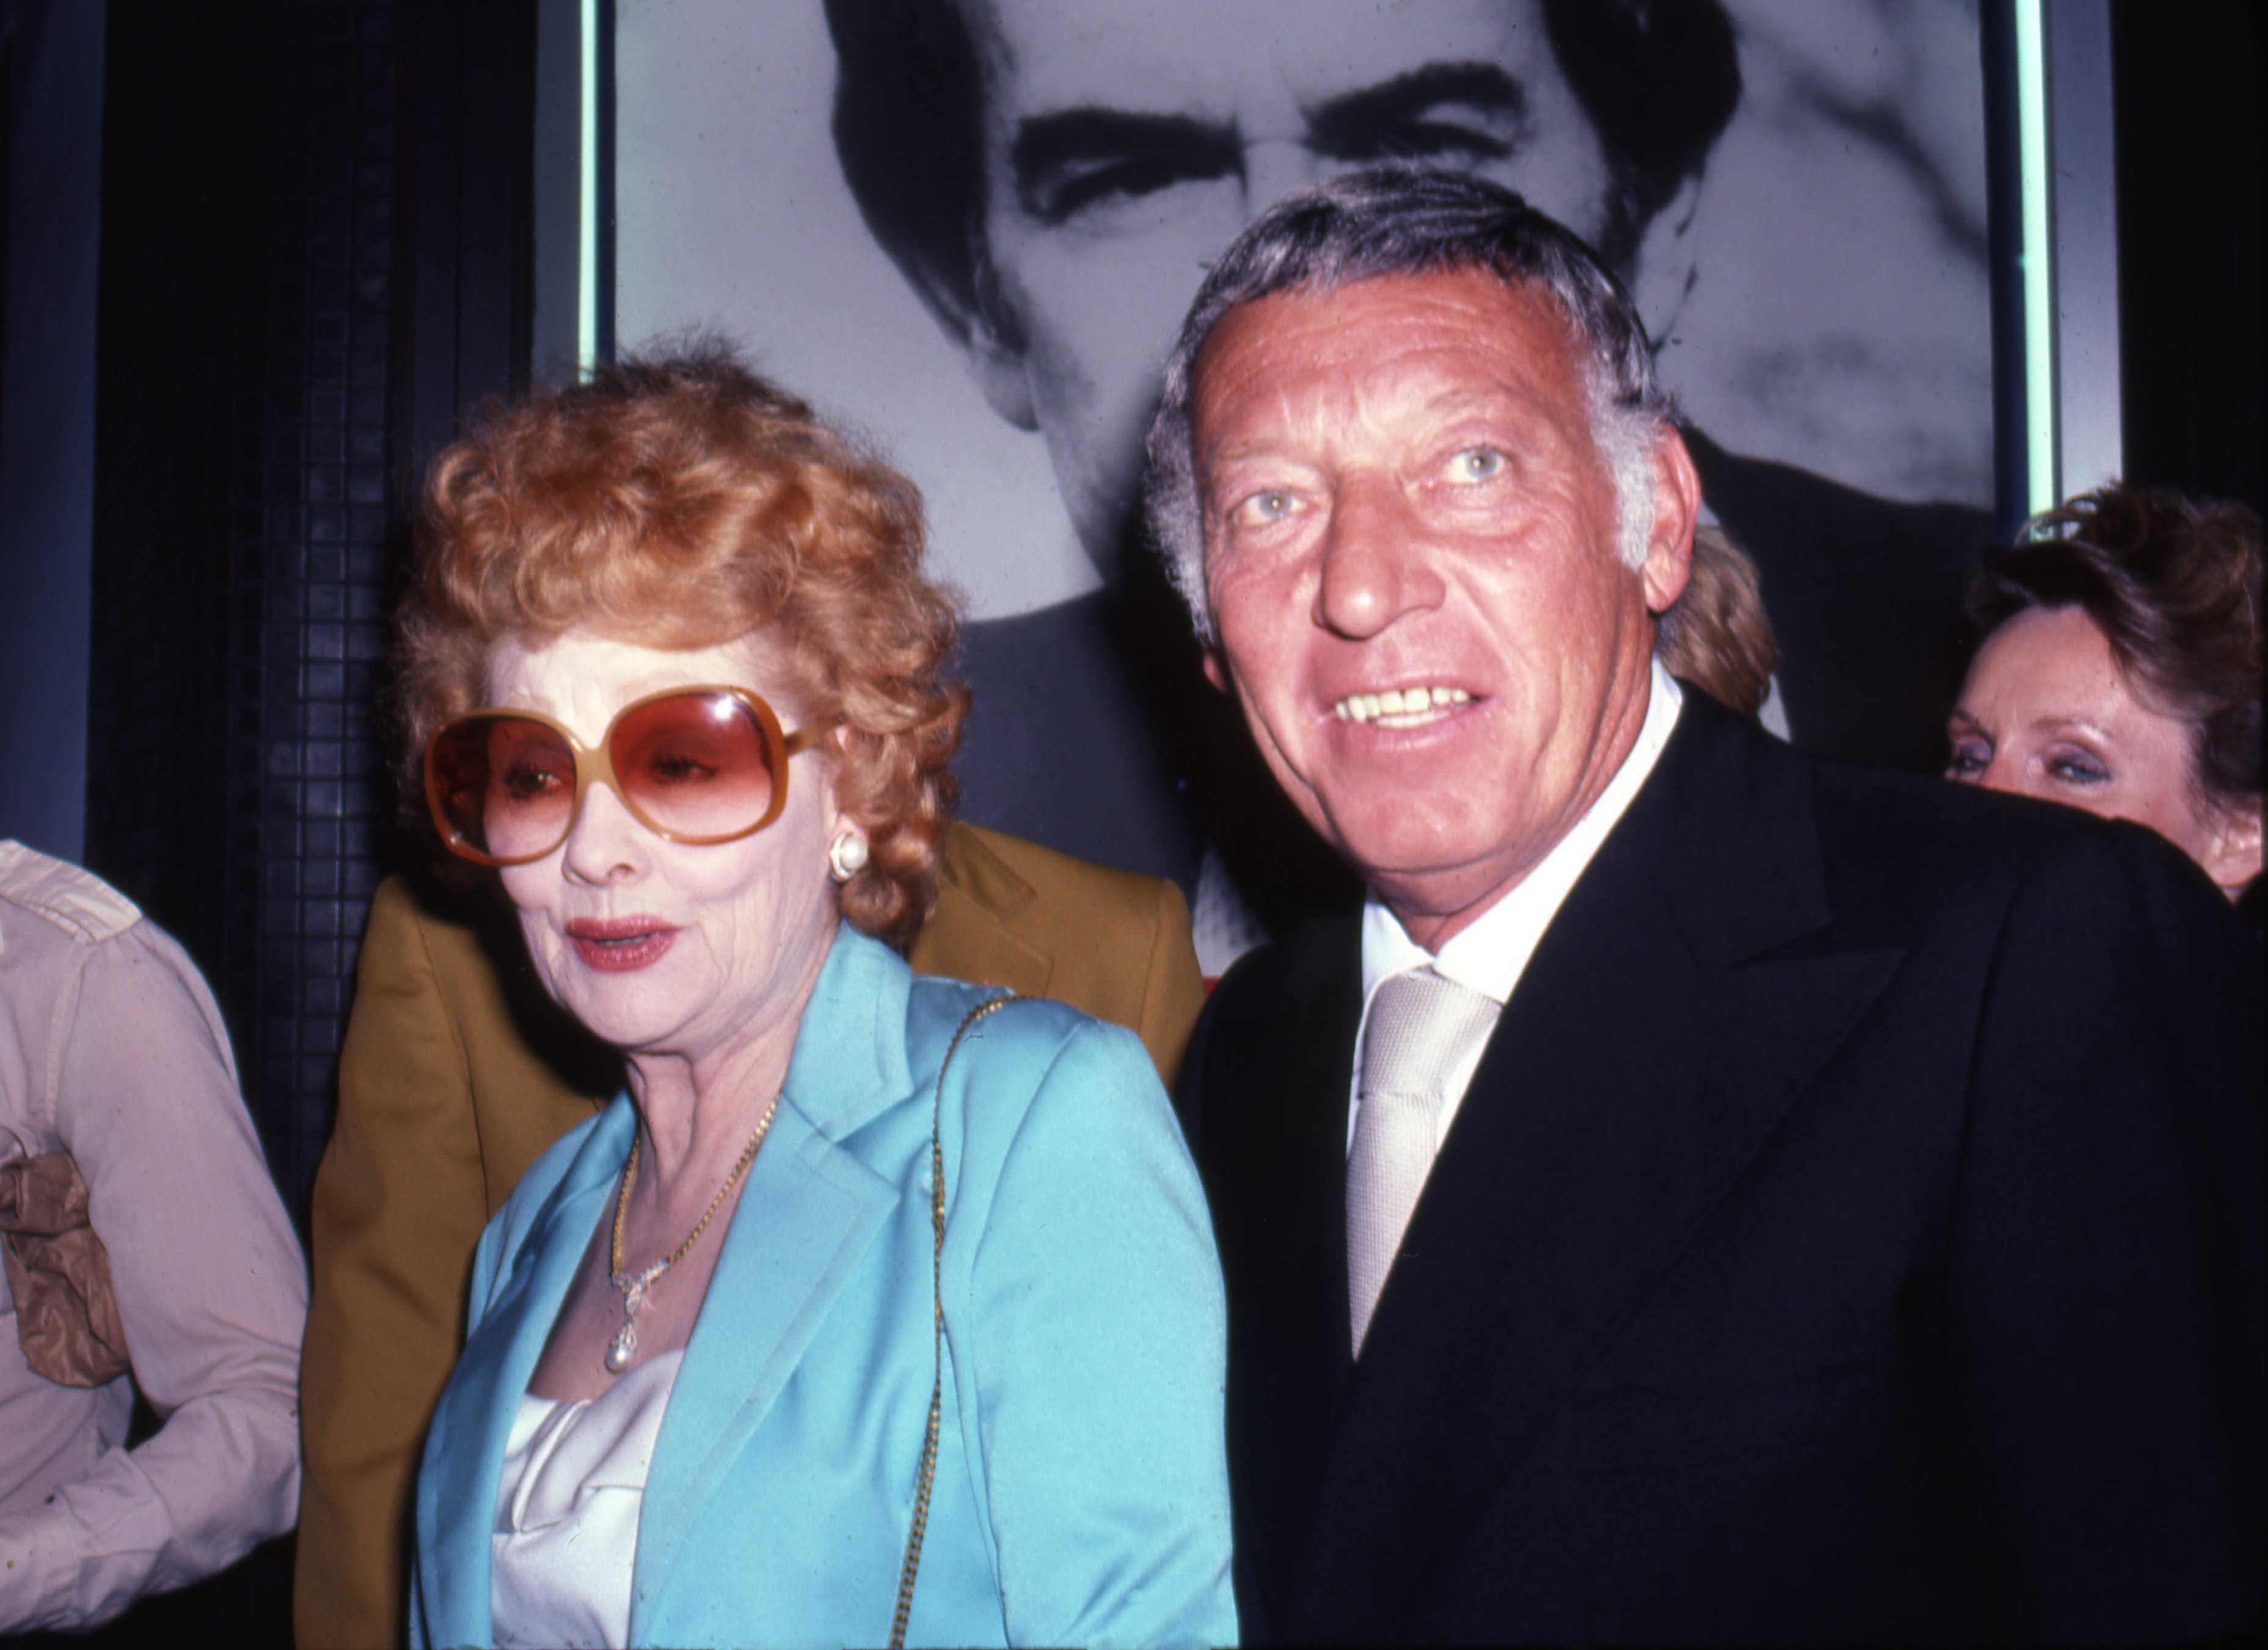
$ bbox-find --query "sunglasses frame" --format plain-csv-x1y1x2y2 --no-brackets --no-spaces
424,684,842,867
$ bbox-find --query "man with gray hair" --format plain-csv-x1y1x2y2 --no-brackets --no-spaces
1160,168,2262,1642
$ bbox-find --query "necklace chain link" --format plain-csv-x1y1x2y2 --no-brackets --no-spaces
603,1091,780,1372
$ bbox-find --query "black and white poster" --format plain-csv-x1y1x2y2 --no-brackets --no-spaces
616,0,1995,968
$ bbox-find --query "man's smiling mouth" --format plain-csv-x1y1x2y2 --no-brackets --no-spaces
1334,685,1472,726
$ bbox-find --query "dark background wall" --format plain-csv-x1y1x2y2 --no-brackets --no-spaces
74,0,536,1233
87,0,403,1221
0,0,99,862
2114,0,2263,510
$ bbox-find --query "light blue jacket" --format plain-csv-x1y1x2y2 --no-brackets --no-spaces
409,926,1237,1648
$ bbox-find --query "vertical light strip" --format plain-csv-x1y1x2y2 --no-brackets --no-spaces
577,0,600,375
2012,0,2056,516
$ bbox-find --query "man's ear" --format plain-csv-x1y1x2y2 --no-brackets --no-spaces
1628,173,1705,354
1202,649,1230,693
1639,426,1702,614
2201,799,2264,901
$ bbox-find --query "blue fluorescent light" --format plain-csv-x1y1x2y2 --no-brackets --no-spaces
578,0,599,376
2013,0,2056,517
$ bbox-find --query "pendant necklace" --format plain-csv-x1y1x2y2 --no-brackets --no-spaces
605,1091,780,1374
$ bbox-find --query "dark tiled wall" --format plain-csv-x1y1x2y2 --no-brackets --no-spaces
87,0,399,1222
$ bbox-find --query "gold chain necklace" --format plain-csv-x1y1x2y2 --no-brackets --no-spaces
604,1092,780,1373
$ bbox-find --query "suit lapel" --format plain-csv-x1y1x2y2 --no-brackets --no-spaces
1206,924,1362,1623
422,1100,634,1645
627,1100,899,1629
627,928,913,1635
1283,697,1905,1634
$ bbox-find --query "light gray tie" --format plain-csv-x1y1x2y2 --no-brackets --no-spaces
1347,967,1501,1356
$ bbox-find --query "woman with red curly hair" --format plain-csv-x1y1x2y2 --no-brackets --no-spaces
399,351,1235,1649
1946,483,2262,914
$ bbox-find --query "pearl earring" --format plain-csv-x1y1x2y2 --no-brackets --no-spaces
828,830,870,883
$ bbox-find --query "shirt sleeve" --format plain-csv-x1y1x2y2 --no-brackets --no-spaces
958,1017,1239,1649
0,923,306,1634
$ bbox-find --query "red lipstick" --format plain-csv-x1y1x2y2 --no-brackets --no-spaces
565,917,679,973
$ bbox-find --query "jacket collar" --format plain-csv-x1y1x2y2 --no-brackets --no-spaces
778,924,916,1140
918,822,1055,999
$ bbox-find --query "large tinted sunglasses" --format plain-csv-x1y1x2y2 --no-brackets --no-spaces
424,686,840,867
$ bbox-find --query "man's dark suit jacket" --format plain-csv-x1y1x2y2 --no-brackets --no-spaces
1180,690,2264,1643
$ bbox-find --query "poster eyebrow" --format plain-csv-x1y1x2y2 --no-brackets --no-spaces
1306,61,1527,158
1009,108,1242,200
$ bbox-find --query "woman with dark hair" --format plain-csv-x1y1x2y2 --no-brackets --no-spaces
1945,483,2262,910
399,350,1234,1648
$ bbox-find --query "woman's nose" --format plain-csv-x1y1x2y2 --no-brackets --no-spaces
560,778,651,885
1971,753,2037,800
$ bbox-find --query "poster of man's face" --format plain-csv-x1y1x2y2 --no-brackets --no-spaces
617,0,1993,966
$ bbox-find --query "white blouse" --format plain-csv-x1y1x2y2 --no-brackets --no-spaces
491,1349,684,1649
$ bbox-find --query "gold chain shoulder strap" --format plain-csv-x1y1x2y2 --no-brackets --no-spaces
890,991,1018,1649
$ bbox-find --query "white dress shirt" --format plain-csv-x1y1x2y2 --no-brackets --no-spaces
1351,663,1683,1151
0,842,306,1633
492,1349,684,1649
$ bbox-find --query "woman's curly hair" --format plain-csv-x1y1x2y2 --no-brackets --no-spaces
1969,483,2261,818
396,346,967,946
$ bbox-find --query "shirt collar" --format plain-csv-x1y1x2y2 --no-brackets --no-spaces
1362,660,1683,1009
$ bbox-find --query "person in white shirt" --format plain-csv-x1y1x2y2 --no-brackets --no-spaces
1157,168,2263,1643
0,841,305,1634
